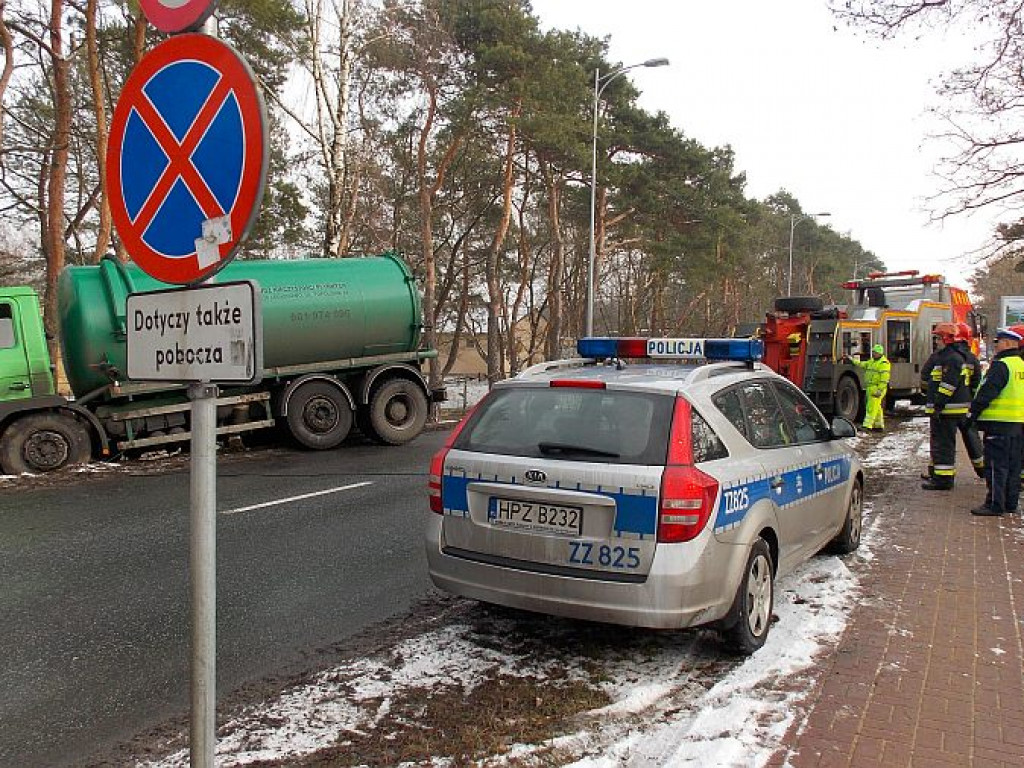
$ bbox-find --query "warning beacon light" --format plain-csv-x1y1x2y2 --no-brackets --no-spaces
576,337,764,363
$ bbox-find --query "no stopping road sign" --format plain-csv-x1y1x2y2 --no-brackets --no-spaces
140,0,219,34
107,34,268,285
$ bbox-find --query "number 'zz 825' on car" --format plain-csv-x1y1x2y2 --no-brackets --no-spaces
426,337,864,655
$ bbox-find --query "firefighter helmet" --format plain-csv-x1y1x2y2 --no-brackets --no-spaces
955,322,972,342
932,322,957,342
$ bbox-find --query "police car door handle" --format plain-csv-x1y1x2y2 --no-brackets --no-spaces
770,477,784,490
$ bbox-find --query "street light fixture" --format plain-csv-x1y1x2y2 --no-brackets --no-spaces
586,57,670,336
787,211,831,296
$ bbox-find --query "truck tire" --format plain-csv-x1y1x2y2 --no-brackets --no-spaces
367,379,429,445
285,380,353,450
834,376,863,423
774,296,823,313
0,412,92,474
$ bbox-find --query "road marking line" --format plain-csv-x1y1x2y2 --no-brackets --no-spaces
221,481,373,515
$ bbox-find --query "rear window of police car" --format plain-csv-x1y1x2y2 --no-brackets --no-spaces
453,387,728,466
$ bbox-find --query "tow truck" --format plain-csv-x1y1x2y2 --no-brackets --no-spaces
742,271,985,421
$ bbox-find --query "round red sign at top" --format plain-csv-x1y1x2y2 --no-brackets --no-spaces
140,0,219,34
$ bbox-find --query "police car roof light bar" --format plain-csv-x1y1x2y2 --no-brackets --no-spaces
576,337,764,363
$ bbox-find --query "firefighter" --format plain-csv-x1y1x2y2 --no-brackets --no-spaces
922,322,972,490
954,321,986,478
964,327,1024,515
846,343,891,431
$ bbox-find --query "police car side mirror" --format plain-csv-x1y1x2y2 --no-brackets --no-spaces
830,417,857,439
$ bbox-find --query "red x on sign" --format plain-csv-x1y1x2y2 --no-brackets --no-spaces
107,34,268,285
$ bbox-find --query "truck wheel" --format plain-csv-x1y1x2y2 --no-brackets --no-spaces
368,379,429,445
774,296,823,313
0,412,92,474
286,381,352,450
834,376,862,423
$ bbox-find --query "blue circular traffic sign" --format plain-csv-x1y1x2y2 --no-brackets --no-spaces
108,34,268,285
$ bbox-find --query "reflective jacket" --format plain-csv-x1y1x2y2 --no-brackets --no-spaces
853,354,891,396
926,345,971,417
953,340,982,394
973,351,1024,430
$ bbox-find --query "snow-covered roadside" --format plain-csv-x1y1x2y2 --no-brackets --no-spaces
139,419,928,768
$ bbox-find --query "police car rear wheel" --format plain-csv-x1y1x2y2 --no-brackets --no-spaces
721,539,774,655
830,479,863,554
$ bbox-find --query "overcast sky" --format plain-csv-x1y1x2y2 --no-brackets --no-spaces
530,0,995,287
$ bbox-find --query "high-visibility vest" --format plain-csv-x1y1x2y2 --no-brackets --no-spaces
979,355,1024,423
855,355,890,391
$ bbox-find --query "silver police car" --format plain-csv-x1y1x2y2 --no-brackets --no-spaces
426,337,863,654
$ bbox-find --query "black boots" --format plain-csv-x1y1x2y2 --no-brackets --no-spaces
921,479,954,491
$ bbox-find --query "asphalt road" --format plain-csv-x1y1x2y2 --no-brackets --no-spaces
0,429,448,767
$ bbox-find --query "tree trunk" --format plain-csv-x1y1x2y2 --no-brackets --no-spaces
541,160,563,360
86,0,111,263
486,106,520,384
0,4,15,151
43,0,71,360
133,6,146,64
417,83,439,399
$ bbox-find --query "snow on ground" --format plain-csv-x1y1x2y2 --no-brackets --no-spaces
140,418,928,768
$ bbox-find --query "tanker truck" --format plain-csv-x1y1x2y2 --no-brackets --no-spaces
0,253,443,474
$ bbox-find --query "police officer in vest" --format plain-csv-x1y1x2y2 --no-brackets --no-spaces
953,321,986,478
846,343,891,431
965,327,1024,515
922,323,972,490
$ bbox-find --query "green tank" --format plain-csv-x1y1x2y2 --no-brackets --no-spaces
58,254,424,396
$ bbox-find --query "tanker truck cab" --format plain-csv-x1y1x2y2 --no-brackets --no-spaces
0,289,55,401
0,287,100,475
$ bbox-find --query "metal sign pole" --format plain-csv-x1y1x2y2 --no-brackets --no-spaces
191,17,219,768
189,381,218,768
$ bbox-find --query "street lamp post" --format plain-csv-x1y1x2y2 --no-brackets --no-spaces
787,211,831,296
586,57,669,336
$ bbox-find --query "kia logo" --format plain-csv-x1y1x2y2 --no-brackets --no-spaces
524,470,547,483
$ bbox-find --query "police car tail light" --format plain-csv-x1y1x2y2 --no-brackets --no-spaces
429,401,481,514
659,467,719,543
659,396,719,542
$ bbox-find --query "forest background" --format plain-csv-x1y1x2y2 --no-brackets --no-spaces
2,0,1022,390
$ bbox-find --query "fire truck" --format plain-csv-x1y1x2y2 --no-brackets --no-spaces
745,271,985,422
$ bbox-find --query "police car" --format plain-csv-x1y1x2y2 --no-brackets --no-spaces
426,337,863,654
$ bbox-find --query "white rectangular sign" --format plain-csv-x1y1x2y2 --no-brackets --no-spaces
127,281,263,384
646,338,705,359
999,296,1024,326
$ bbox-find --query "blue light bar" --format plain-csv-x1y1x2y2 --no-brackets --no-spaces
576,336,763,362
704,338,764,361
577,337,620,358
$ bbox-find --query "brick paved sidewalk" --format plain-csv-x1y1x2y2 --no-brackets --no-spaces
773,425,1024,768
